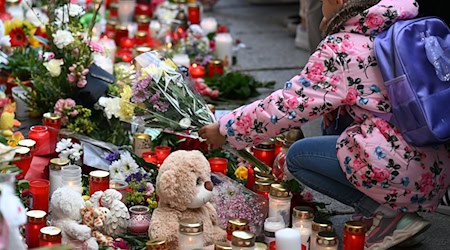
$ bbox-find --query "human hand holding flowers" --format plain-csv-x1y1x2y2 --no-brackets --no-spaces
199,122,226,146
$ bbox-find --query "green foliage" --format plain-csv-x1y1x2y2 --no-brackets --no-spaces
0,47,39,81
204,72,275,100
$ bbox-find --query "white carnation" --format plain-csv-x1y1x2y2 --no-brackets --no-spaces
98,97,121,119
56,138,73,153
68,4,85,17
53,30,74,49
54,6,69,26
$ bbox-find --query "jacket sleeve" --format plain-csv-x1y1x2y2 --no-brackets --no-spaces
218,43,348,150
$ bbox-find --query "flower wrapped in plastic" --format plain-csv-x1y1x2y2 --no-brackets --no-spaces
210,173,268,236
128,51,271,173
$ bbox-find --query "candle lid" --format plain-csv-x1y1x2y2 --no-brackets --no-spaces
312,218,333,232
344,221,366,235
254,139,275,150
134,133,151,140
107,19,118,26
136,46,152,55
136,15,151,23
292,206,314,220
50,158,70,167
136,31,148,38
109,3,118,9
18,139,36,148
179,218,203,235
116,25,128,31
89,170,110,182
26,210,47,223
215,241,232,250
210,59,223,66
269,184,290,198
255,174,273,182
255,242,268,250
231,231,255,247
283,129,304,147
146,239,169,249
317,231,338,247
253,167,273,179
6,0,20,5
43,112,61,120
254,180,273,193
40,226,62,241
15,146,30,156
227,218,250,232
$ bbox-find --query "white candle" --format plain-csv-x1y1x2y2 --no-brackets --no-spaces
231,231,255,250
172,54,191,68
200,17,218,34
61,165,82,194
118,0,136,25
292,206,314,250
49,168,62,196
214,33,233,67
296,226,312,250
275,228,301,250
179,218,204,250
315,231,338,250
264,217,285,245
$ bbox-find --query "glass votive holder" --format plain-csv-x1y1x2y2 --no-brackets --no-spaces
208,157,228,174
61,165,82,194
155,146,171,164
89,170,110,195
128,205,151,235
110,179,129,201
179,218,204,250
29,179,50,213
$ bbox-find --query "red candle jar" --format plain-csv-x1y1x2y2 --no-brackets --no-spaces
136,14,150,32
343,221,365,250
252,140,276,168
105,19,117,39
18,139,36,156
29,179,50,213
89,170,110,195
142,151,159,165
39,226,62,246
115,25,129,47
117,49,133,63
254,179,273,198
109,3,118,19
14,147,32,175
155,146,172,164
208,59,224,78
189,63,206,78
187,2,200,25
120,38,135,50
135,31,148,46
26,210,47,249
28,125,51,156
274,136,284,158
135,3,152,17
42,112,62,129
226,218,250,241
208,157,228,174
269,241,276,250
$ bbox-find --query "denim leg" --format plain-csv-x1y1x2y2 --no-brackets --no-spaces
286,136,380,216
322,114,354,136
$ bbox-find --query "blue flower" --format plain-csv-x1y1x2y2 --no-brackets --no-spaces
226,120,235,136
288,111,297,120
358,97,369,105
374,146,386,160
381,181,391,189
285,81,293,90
270,115,279,124
410,194,426,204
299,77,311,87
401,177,410,187
344,156,352,164
346,165,353,174
105,152,120,162
370,84,380,93
362,181,373,189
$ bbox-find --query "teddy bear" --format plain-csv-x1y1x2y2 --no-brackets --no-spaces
148,150,227,248
50,187,99,250
80,200,113,246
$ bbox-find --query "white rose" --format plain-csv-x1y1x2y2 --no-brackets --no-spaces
53,30,74,49
44,59,64,77
68,4,85,17
179,117,192,129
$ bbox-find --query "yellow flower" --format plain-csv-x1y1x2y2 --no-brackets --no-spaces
28,35,41,48
4,20,35,35
235,166,249,181
118,85,134,120
7,132,24,147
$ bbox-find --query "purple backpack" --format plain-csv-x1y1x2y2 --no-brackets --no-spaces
374,17,450,146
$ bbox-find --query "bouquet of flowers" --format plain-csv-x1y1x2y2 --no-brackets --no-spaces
55,138,83,164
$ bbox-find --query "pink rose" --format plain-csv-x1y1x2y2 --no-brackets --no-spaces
235,114,253,134
342,88,359,105
365,13,385,29
210,90,219,99
327,42,339,51
352,158,367,172
286,96,300,109
307,62,326,82
419,172,435,194
375,119,391,134
340,39,354,52
330,75,342,84
89,41,105,53
302,191,314,203
370,167,390,182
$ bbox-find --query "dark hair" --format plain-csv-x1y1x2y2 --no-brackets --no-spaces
416,0,450,25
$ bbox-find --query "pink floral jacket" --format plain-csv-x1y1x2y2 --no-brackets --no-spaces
219,0,450,212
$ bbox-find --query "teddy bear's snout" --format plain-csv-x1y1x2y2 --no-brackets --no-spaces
204,181,213,191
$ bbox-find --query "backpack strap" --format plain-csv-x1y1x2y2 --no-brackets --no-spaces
371,111,393,123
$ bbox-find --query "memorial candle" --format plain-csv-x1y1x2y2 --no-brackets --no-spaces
189,63,206,78
252,140,276,167
89,170,110,195
275,228,300,250
178,218,204,250
292,206,314,250
39,226,62,246
263,216,285,245
128,205,151,235
215,241,232,250
155,146,172,164
146,239,169,250
18,139,36,154
29,179,50,213
254,180,273,198
226,218,250,242
142,151,159,165
208,59,224,78
231,231,255,250
268,184,292,227
28,125,51,155
26,210,47,249
208,157,228,175
316,231,338,250
110,179,129,200
49,158,70,197
311,218,333,250
214,33,233,67
342,221,365,250
187,0,201,25
14,147,32,175
118,0,136,24
42,112,62,129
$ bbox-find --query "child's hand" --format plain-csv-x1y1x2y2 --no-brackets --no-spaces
199,122,226,146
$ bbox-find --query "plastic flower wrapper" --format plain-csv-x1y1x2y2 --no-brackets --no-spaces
209,173,268,236
127,51,271,174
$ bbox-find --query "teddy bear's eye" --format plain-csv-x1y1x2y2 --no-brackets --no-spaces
196,177,202,186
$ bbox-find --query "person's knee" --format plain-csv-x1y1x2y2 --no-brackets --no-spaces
286,139,308,174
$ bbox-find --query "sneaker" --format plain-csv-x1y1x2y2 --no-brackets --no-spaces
287,19,301,36
365,213,431,250
295,24,310,50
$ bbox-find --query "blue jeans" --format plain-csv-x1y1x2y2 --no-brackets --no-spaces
286,136,380,216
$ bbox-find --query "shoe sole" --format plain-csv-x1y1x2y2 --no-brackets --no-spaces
365,220,431,250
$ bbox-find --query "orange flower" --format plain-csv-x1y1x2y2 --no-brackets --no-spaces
9,27,28,47
7,131,24,147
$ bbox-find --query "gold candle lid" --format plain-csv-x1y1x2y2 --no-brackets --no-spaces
227,218,250,232
317,231,338,247
254,167,273,178
26,210,47,223
344,221,366,235
107,19,118,26
255,242,268,250
136,15,151,23
255,175,273,182
136,31,148,38
136,46,152,55
134,133,151,140
231,231,255,247
18,139,36,149
116,24,128,31
40,226,62,241
43,112,61,120
215,241,232,250
50,158,70,166
146,239,169,250
269,184,290,198
210,59,223,66
312,218,333,232
15,146,30,157
179,218,203,235
109,3,118,9
89,170,110,182
254,180,273,193
6,0,20,5
292,206,314,220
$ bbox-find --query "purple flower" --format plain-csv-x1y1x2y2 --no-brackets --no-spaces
131,72,152,103
153,101,169,112
105,152,120,162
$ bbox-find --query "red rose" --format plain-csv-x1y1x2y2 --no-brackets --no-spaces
217,25,228,33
